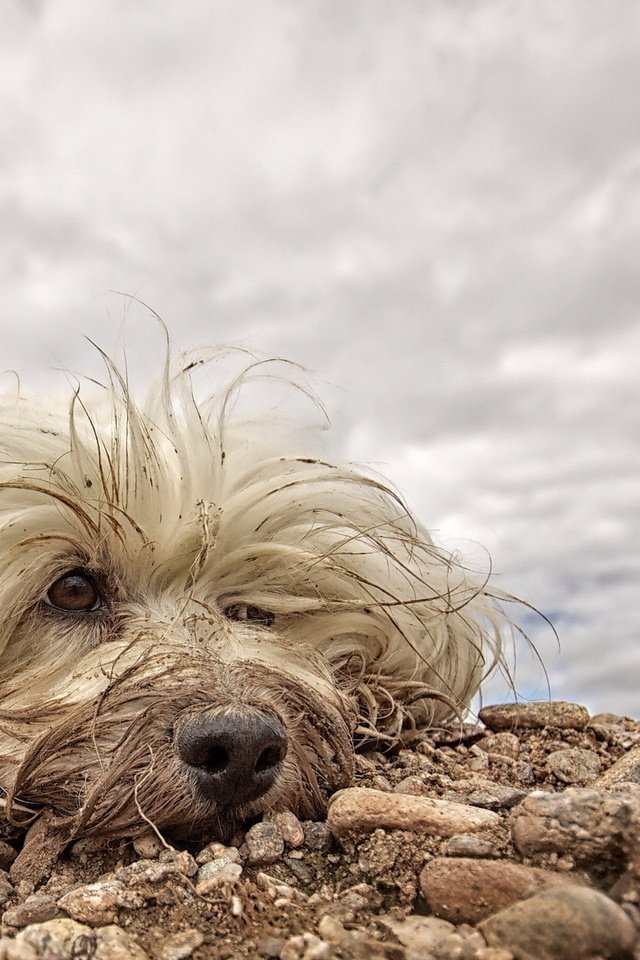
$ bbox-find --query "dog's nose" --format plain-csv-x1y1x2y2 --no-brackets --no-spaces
175,711,288,808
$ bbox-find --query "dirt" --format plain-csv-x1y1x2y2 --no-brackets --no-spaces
1,702,639,959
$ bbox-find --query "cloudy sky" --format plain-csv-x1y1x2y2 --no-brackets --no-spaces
2,0,639,716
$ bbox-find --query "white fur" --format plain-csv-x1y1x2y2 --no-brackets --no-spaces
0,345,511,837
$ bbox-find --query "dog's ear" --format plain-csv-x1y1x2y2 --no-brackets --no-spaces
309,547,507,743
222,449,510,742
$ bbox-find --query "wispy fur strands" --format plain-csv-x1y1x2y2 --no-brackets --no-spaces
0,344,511,842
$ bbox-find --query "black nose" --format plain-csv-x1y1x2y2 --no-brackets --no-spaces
175,711,288,808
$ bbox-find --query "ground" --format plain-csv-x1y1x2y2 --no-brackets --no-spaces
1,701,639,959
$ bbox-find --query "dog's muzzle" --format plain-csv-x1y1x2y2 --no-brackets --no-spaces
174,710,288,808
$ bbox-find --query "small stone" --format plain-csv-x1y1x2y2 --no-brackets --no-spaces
94,924,149,959
8,918,94,959
305,940,331,960
195,842,241,866
479,885,636,960
58,880,128,926
317,914,347,942
433,932,474,959
271,811,305,847
597,743,640,786
256,872,298,901
463,781,526,810
380,914,455,955
256,935,285,957
302,821,333,852
477,733,520,758
132,833,165,859
420,857,580,924
547,747,602,784
479,701,589,731
327,788,500,838
0,843,17,872
280,934,306,960
117,860,180,884
244,822,285,866
154,928,204,960
445,834,497,857
230,895,243,916
195,860,243,893
159,849,198,877
3,894,60,927
0,874,14,907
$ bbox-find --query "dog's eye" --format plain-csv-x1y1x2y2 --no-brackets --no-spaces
223,603,274,627
45,571,101,613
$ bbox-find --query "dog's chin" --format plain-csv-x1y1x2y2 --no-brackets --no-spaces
3,650,356,843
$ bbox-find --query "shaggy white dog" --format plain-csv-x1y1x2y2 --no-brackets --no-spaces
0,343,509,857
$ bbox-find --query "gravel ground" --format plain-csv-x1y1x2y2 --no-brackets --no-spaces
1,700,639,960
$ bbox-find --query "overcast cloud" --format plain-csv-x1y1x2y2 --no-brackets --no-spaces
1,0,639,716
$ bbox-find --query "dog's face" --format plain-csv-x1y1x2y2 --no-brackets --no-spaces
0,348,504,845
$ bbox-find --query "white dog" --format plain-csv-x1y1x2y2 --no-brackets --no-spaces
0,343,508,852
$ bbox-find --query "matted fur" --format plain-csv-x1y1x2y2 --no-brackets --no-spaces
0,343,510,843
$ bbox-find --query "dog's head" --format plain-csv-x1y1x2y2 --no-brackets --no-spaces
0,346,506,843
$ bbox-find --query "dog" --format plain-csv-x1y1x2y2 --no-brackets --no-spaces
0,342,509,853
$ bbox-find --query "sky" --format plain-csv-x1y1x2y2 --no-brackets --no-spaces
1,0,639,717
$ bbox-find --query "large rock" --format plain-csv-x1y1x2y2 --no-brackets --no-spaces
327,788,500,838
479,886,636,960
479,701,590,732
419,857,580,924
510,787,637,875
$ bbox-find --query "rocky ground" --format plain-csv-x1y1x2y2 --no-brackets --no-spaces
1,700,639,960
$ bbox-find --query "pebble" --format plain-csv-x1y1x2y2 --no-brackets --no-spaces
457,779,526,810
278,932,331,960
94,924,149,959
244,822,286,866
327,787,500,838
270,811,305,847
379,914,455,956
393,776,428,795
0,875,14,907
479,885,636,959
477,733,520,758
479,701,590,731
444,834,498,858
132,833,165,859
546,747,601,784
195,859,243,893
317,914,346,942
597,742,640,786
510,787,634,868
116,860,181,884
154,928,204,960
194,842,241,866
0,844,17,872
2,894,60,928
0,918,94,958
158,849,198,877
420,857,580,924
302,822,333,852
57,880,130,926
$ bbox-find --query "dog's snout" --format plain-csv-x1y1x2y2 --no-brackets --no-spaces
175,711,288,808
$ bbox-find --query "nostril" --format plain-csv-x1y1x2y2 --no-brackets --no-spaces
255,744,286,774
203,745,229,774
